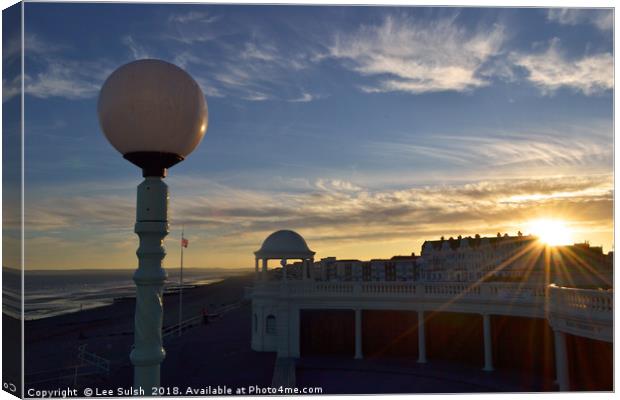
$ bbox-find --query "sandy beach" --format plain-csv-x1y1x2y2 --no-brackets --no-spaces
23,272,265,390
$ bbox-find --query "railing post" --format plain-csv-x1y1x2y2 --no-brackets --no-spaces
554,330,570,391
417,310,426,363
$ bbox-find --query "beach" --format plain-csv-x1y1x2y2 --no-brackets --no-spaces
23,272,275,391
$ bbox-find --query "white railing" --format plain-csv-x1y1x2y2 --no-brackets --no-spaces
548,285,613,342
252,281,612,315
252,280,612,341
253,280,547,305
549,285,612,316
423,282,480,297
362,282,417,295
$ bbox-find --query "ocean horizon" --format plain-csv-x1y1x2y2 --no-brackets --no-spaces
2,267,250,320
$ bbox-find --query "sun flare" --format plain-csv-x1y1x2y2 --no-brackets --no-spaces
526,219,573,246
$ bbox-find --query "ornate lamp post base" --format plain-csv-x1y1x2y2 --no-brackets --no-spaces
130,177,169,393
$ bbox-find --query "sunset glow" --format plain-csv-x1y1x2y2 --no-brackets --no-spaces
4,5,612,270
527,219,573,246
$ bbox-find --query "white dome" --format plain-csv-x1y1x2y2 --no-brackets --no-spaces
255,230,315,259
98,59,208,157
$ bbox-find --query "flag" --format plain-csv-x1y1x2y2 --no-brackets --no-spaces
181,238,189,248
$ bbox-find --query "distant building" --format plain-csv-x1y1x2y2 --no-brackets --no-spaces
277,233,612,289
308,255,416,282
418,233,612,288
418,233,541,283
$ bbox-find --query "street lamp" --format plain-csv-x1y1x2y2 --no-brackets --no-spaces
97,59,208,392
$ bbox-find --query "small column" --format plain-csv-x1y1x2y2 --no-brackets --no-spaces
354,309,362,359
554,330,569,391
417,310,426,363
302,259,308,281
482,314,493,372
255,258,259,279
281,259,287,282
262,259,268,280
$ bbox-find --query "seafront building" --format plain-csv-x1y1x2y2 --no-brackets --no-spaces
250,230,613,391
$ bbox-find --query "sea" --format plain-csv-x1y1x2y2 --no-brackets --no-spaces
2,267,248,320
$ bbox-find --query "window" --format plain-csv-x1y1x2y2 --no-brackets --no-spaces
362,263,371,281
266,315,276,335
385,262,396,281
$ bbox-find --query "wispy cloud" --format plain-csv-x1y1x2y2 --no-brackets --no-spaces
328,15,505,94
547,8,613,31
367,120,612,171
168,10,220,24
240,42,278,62
122,35,152,59
165,10,224,44
511,38,612,95
25,171,613,268
288,91,323,103
2,76,21,103
24,60,112,100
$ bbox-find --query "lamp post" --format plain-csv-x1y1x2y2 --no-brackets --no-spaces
97,59,208,392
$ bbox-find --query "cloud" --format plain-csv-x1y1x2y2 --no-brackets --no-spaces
240,42,278,62
547,8,613,31
288,91,323,103
24,60,112,100
24,171,613,267
511,38,612,95
165,11,223,44
168,10,220,25
2,76,21,103
10,34,115,100
122,35,152,59
328,15,505,94
367,120,612,172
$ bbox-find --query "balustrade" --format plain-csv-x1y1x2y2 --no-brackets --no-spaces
253,280,612,324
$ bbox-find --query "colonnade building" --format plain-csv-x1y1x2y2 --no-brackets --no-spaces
250,230,613,391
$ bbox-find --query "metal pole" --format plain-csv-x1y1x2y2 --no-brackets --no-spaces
130,177,168,394
178,227,184,337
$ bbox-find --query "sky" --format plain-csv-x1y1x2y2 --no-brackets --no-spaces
2,4,614,269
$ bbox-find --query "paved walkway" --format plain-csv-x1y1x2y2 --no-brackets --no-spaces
95,302,556,395
296,356,555,394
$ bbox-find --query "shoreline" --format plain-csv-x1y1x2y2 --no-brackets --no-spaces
23,272,255,380
12,270,250,322
24,272,254,333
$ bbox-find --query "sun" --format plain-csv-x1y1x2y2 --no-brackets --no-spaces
526,219,573,246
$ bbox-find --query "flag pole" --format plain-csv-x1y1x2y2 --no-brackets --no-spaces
178,226,184,337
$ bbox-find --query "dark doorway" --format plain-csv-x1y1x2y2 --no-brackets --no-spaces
426,311,483,366
300,309,355,357
362,310,418,358
491,315,555,390
566,333,612,391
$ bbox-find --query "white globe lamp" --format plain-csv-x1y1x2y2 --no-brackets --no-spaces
97,59,208,392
